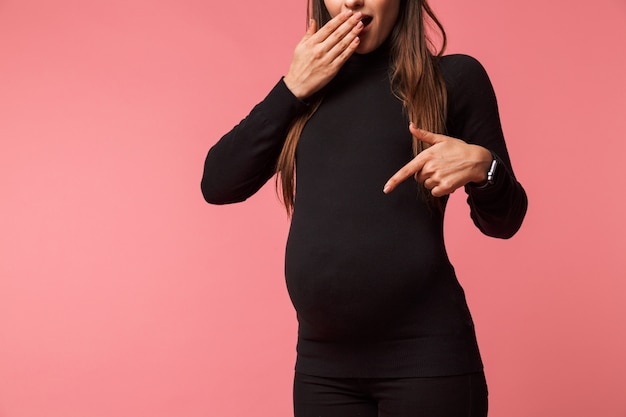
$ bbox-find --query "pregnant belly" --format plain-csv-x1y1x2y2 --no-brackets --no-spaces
285,226,449,341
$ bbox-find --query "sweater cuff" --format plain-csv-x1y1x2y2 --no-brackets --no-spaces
465,153,509,197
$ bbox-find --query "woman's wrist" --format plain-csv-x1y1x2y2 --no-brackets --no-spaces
469,146,494,187
283,75,309,101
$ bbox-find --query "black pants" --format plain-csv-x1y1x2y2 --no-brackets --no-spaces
293,371,488,417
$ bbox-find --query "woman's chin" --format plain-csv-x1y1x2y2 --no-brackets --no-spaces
355,40,377,54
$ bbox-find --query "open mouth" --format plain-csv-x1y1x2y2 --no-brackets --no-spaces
361,16,373,28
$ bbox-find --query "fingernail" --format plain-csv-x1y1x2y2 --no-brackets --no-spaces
383,184,390,194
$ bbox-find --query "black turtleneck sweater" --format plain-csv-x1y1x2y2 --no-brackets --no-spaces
201,47,527,378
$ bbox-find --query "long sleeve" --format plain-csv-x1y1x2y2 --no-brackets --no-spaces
201,79,308,204
443,55,528,238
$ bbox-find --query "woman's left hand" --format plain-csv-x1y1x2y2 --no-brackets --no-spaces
383,123,493,197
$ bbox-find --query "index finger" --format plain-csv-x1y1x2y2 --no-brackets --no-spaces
383,154,427,194
314,10,357,41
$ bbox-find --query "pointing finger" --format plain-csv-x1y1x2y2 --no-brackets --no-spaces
383,154,427,194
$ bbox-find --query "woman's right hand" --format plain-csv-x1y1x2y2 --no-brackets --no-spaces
284,11,363,100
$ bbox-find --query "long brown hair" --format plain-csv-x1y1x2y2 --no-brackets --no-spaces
276,0,448,214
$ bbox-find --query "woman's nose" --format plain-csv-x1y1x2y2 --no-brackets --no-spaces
344,0,364,11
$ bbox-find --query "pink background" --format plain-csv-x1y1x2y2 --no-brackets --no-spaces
1,0,625,416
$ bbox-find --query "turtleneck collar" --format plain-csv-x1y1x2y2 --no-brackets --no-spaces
342,39,392,73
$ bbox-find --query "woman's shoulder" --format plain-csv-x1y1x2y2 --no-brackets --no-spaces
438,54,491,90
438,54,499,116
437,54,504,142
440,53,483,67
